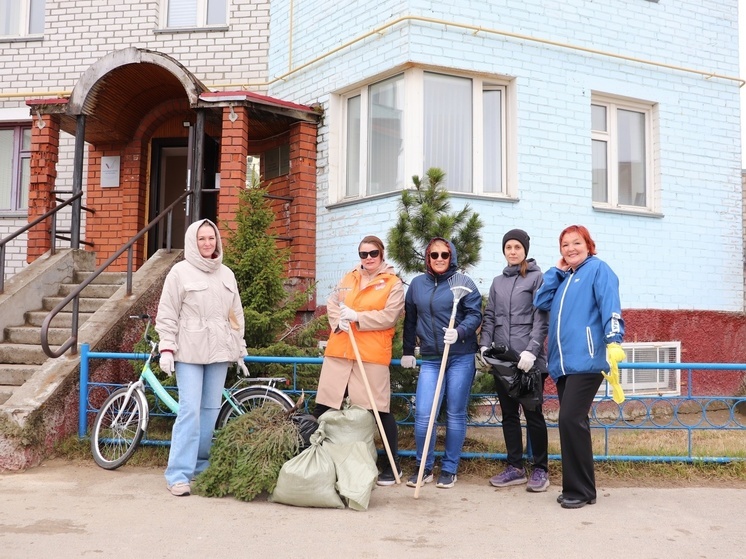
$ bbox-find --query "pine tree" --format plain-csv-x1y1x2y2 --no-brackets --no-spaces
386,167,483,273
223,180,309,348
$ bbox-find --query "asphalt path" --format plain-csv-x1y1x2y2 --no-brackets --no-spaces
0,459,744,559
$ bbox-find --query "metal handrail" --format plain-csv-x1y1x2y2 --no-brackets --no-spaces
40,190,193,357
0,191,89,294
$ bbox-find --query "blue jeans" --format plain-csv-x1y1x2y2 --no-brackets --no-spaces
414,353,476,474
165,361,228,487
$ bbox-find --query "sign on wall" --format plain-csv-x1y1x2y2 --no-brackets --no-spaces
101,156,120,188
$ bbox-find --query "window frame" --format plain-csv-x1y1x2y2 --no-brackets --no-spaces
591,93,656,213
0,0,45,38
334,67,511,203
0,124,31,213
161,0,228,29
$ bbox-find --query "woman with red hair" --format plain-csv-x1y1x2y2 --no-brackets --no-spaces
534,225,625,509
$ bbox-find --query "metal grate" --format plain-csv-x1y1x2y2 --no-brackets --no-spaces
618,342,681,396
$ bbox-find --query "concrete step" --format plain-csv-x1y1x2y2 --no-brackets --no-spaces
0,344,47,365
58,282,121,298
0,364,37,385
42,296,108,313
25,311,94,328
0,385,17,405
4,326,71,346
73,270,127,285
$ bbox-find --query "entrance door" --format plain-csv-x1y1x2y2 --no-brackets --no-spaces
148,135,220,257
149,141,188,255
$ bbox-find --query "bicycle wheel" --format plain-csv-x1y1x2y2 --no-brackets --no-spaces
90,387,147,470
215,387,294,429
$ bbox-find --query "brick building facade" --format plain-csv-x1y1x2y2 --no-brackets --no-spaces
1,1,745,394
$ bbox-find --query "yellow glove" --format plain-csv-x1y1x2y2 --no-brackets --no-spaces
602,343,626,404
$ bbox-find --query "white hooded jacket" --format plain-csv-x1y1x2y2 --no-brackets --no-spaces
155,219,247,364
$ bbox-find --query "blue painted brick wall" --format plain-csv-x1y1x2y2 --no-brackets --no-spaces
269,0,742,310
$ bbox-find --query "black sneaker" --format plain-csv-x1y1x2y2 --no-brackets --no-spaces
406,468,433,487
376,463,403,486
436,471,457,489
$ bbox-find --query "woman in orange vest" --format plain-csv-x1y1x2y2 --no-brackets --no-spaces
313,235,404,486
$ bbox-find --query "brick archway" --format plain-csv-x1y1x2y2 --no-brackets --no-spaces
27,49,321,307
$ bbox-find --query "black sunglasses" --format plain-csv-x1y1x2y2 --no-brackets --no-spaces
358,249,381,259
429,251,451,260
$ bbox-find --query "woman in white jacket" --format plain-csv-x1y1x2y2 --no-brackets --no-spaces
156,219,247,497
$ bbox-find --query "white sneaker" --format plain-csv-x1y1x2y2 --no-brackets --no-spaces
169,482,191,497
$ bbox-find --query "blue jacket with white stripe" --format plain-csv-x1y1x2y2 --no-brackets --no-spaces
533,255,624,381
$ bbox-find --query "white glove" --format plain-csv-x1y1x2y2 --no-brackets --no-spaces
400,355,417,368
159,352,174,377
443,327,458,345
338,319,350,332
517,350,536,372
339,306,358,323
477,346,489,366
237,360,249,377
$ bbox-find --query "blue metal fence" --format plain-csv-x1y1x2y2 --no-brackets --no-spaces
79,346,746,463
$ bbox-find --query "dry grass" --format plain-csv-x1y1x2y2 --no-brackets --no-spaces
55,421,746,487
392,425,746,488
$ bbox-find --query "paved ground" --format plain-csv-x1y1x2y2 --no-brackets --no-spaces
1,459,744,559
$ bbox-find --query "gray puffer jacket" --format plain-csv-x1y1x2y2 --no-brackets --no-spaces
479,259,548,369
155,219,247,364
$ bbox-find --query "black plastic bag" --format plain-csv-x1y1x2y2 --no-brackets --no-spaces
291,413,319,452
483,344,543,411
509,370,543,411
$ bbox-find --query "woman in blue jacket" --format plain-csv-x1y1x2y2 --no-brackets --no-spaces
534,225,624,509
400,238,482,489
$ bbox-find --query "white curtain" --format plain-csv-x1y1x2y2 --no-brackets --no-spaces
0,0,20,35
0,130,13,209
368,75,404,194
424,73,471,192
482,88,502,193
617,109,646,206
346,95,361,197
168,0,197,27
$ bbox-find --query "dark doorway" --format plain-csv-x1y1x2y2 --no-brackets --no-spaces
200,134,219,225
148,139,188,255
148,135,219,257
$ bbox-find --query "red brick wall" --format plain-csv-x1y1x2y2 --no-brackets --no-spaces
217,105,248,236
27,114,60,261
624,309,746,395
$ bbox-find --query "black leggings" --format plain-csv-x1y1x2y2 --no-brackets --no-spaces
312,402,399,460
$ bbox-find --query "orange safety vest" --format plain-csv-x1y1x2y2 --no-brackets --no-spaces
325,270,400,366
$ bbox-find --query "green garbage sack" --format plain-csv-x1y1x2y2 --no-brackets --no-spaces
269,428,344,509
318,403,376,462
325,441,378,511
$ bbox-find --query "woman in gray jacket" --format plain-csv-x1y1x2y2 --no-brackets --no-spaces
479,229,550,492
156,219,247,497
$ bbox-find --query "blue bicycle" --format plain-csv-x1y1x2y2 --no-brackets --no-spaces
90,315,294,469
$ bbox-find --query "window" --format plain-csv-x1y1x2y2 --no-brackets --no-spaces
338,68,508,200
598,342,681,398
164,0,227,28
592,95,655,210
264,145,290,180
0,125,31,212
0,0,45,37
